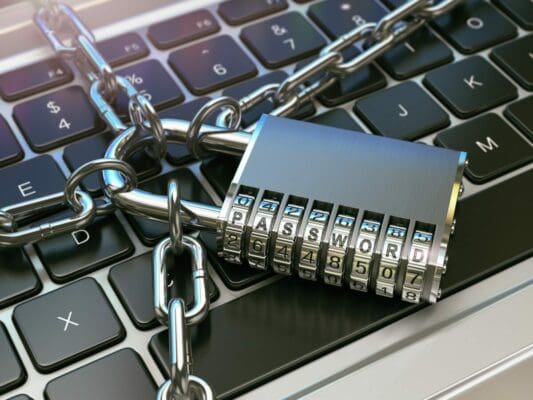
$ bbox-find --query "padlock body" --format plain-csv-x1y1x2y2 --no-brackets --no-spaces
218,115,466,303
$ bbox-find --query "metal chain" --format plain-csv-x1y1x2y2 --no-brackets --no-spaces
18,0,464,398
153,189,212,399
215,0,462,133
34,1,167,155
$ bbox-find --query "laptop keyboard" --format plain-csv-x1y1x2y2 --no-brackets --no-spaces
0,0,531,399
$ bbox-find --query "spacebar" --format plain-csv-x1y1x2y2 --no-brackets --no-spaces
149,169,533,399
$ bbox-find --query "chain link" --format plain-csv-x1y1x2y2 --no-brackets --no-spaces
0,190,96,247
153,234,212,400
25,0,465,397
211,0,462,132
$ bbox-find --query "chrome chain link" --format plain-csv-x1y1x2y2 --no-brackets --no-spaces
215,0,463,132
0,0,464,397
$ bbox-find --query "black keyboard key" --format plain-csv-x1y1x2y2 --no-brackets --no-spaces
149,286,411,398
169,35,257,95
13,278,124,373
159,97,213,121
0,155,65,209
45,349,156,400
0,248,40,309
115,60,184,116
126,168,214,246
490,35,533,90
0,324,26,395
97,32,149,67
241,12,327,68
424,56,517,118
435,113,533,183
35,214,133,283
200,232,270,290
443,170,533,293
0,116,23,167
295,47,386,107
308,108,363,131
218,0,288,25
159,97,212,165
308,0,387,39
223,71,315,127
201,156,241,198
8,395,32,400
493,0,533,30
378,27,454,80
381,0,407,7
432,0,517,54
63,132,161,195
505,96,533,142
13,86,105,152
354,81,450,140
152,167,533,398
0,58,72,101
148,9,220,49
109,252,218,330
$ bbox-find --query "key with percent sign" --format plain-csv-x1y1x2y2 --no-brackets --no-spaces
115,60,184,113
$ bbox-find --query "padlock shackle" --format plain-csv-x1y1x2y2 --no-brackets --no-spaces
103,118,250,230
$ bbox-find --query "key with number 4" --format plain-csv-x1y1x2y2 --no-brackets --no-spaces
13,86,104,152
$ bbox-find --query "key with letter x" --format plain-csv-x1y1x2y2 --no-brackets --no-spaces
13,278,124,372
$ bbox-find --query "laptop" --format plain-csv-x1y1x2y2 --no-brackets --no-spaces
0,0,531,399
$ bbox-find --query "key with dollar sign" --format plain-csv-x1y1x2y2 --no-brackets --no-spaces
47,100,61,114
13,86,105,151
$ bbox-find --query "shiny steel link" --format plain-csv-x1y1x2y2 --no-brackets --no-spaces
34,2,94,55
187,97,242,159
211,0,462,131
35,2,118,99
103,119,248,229
64,158,138,216
168,180,184,253
274,51,340,106
35,0,165,159
153,235,213,400
153,235,210,326
216,83,278,130
418,0,463,18
76,34,118,100
89,74,168,158
0,211,16,233
373,0,427,40
0,191,96,247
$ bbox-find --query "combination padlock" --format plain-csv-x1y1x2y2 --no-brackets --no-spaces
103,115,466,304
